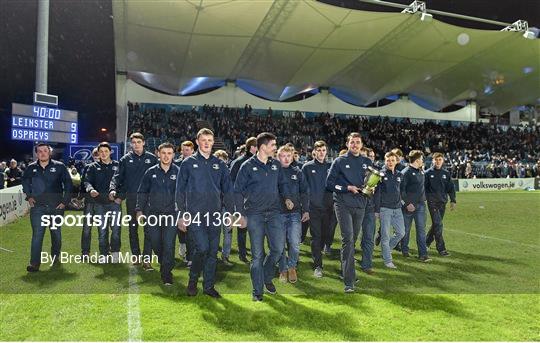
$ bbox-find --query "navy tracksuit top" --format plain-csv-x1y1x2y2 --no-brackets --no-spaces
326,151,373,208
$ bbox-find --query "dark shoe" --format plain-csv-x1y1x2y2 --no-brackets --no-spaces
419,256,432,263
402,252,410,258
264,282,277,295
162,274,173,286
362,268,375,275
252,294,263,302
439,250,450,257
26,264,40,272
239,255,249,264
142,263,154,271
221,256,233,266
187,280,198,296
203,287,222,299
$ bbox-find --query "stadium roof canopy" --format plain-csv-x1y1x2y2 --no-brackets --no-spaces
113,0,540,113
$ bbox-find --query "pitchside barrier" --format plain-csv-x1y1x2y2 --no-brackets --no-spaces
457,177,537,192
0,185,30,226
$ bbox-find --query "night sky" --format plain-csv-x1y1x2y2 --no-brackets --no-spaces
1,0,538,161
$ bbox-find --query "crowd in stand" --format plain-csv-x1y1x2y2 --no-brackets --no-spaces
126,102,540,180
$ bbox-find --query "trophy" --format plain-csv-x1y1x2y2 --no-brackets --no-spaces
361,166,385,196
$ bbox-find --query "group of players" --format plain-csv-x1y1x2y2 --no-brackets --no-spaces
22,128,456,301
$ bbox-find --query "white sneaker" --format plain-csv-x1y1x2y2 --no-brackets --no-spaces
111,252,120,263
98,255,107,264
179,243,187,259
384,262,397,269
313,267,323,278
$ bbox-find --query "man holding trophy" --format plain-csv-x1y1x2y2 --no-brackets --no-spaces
326,133,384,293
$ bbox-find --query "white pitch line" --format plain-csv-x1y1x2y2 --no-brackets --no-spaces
0,247,14,253
127,265,142,342
447,229,540,249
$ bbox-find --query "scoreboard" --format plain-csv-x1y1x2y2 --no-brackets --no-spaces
11,103,78,144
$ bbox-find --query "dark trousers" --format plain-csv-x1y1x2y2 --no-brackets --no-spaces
81,201,95,254
126,197,152,259
334,203,366,288
237,228,248,259
301,220,310,242
324,210,338,249
177,230,194,261
309,207,333,269
426,202,447,253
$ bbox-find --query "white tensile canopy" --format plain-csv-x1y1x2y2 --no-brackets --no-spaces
113,0,540,113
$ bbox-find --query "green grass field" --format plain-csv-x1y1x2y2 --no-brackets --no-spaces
1,191,539,341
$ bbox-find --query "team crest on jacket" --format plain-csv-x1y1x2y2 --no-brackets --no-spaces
97,167,101,171
442,175,447,179
212,164,219,170
397,177,401,182
50,167,56,173
193,164,198,168
144,159,151,164
345,164,350,168
152,174,157,178
253,167,258,171
311,169,316,173
412,172,416,175
362,164,367,169
430,175,434,178
271,165,277,171
112,166,118,171
129,160,133,163
170,175,176,180
291,175,297,180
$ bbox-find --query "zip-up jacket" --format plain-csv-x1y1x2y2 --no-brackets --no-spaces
84,160,120,204
400,165,426,206
373,167,403,212
326,151,372,208
110,150,158,200
22,159,72,206
302,159,333,210
281,165,309,214
234,155,289,216
425,166,456,204
136,164,179,214
175,151,234,216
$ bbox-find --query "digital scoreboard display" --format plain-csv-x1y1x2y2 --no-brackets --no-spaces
11,103,78,144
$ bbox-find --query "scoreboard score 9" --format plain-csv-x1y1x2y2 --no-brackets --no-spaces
11,103,79,144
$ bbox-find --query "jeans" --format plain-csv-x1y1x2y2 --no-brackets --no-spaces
147,219,177,279
426,202,447,253
29,205,63,265
401,202,428,257
334,203,366,288
247,212,285,296
188,224,221,290
309,207,333,268
222,225,232,258
126,197,152,259
94,202,121,255
325,211,338,249
279,212,302,272
81,201,95,254
380,207,406,263
360,209,375,270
